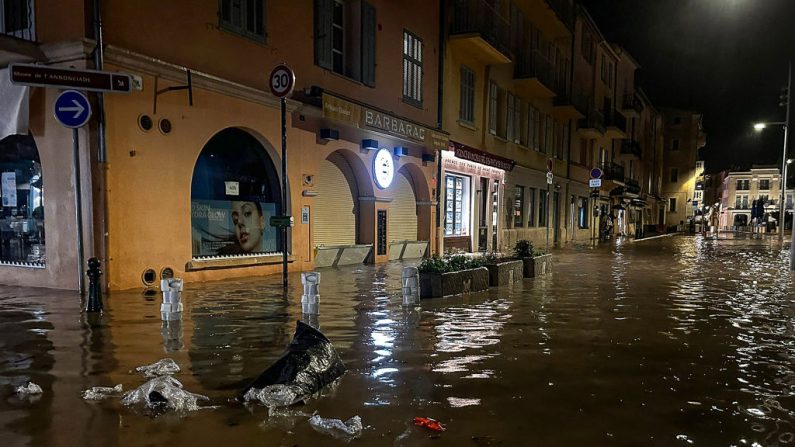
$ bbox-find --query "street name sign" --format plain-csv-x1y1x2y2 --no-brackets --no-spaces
269,64,295,98
10,64,132,93
589,178,602,188
53,90,91,128
270,215,294,228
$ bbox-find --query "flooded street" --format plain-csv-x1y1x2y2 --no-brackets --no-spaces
3,235,795,446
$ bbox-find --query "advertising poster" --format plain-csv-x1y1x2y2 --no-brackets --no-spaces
191,200,279,257
2,171,17,207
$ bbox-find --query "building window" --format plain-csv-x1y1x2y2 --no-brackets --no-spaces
581,29,595,64
403,30,423,106
578,197,589,228
760,179,770,190
220,0,265,42
506,93,516,141
670,168,678,183
488,81,498,134
459,65,475,124
314,0,376,86
735,194,749,209
512,97,522,144
759,194,769,204
672,139,680,151
669,198,677,212
0,135,45,266
538,190,548,226
191,128,282,258
528,187,536,227
514,185,524,227
600,54,607,82
787,194,793,209
444,174,471,236
531,105,541,150
736,179,750,190
544,114,554,155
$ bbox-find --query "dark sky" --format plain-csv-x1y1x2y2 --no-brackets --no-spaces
579,0,795,174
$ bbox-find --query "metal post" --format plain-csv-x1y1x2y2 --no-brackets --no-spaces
546,184,550,253
73,129,85,294
281,97,288,287
783,61,795,269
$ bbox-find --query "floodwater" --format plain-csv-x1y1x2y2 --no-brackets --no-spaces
2,235,795,446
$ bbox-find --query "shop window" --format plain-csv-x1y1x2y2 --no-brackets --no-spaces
402,29,423,106
760,179,770,190
444,173,471,236
190,128,282,258
669,198,677,212
220,0,266,42
0,135,44,266
578,197,589,229
314,0,377,86
527,187,536,227
459,65,475,124
513,185,524,227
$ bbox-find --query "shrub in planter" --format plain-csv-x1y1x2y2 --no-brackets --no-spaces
418,255,488,298
513,240,552,278
482,251,524,286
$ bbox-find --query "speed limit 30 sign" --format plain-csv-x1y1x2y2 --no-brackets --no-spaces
269,64,296,98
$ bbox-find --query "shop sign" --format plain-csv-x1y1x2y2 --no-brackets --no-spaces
448,141,515,172
442,150,504,180
322,93,360,126
364,108,425,143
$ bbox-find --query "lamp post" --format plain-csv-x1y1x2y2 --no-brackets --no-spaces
754,61,792,266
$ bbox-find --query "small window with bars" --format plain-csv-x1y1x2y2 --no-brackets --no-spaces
220,0,266,42
403,30,423,106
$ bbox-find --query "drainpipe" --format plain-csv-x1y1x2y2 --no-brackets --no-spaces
92,0,109,290
566,16,575,240
435,0,446,256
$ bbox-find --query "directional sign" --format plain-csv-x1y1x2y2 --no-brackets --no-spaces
10,64,132,93
269,64,295,98
590,167,603,179
589,178,602,188
270,215,294,228
54,90,91,128
546,171,554,185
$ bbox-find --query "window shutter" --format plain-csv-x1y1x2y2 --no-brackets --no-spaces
361,1,377,87
314,0,334,70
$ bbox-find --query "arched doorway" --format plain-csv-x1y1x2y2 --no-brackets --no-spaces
0,134,45,265
389,172,418,242
190,128,281,258
388,163,431,260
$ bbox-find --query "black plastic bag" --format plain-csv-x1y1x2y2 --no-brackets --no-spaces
239,321,346,403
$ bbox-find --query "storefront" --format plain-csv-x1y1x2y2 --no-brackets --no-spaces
301,92,444,267
440,142,510,253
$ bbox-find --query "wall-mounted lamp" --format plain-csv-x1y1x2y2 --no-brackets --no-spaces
361,139,379,151
319,128,339,141
393,146,408,157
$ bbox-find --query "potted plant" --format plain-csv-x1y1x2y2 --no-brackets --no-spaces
482,251,524,287
417,254,489,298
513,240,552,278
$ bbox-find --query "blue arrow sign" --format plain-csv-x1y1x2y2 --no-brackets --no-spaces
53,90,91,128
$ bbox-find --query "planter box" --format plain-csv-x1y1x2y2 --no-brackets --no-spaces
485,260,524,286
521,254,553,278
419,267,489,298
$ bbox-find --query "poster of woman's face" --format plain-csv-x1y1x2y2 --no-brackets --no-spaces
191,200,279,257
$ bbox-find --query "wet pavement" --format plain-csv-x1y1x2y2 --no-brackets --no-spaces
2,235,795,446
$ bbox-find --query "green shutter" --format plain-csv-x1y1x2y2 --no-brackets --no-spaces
314,0,334,70
361,1,376,87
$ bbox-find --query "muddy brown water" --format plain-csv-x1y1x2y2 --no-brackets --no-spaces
2,236,795,446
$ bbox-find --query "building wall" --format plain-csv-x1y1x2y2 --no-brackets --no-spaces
661,109,704,228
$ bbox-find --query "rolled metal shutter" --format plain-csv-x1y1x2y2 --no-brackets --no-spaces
314,159,356,246
389,173,418,242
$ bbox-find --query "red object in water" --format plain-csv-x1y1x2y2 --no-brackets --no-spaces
414,417,446,432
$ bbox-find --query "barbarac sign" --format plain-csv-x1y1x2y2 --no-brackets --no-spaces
449,141,515,171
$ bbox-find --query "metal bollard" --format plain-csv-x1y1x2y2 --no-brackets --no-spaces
85,257,103,312
402,266,420,306
301,272,320,315
160,278,184,321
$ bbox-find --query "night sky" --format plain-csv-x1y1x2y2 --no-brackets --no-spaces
579,0,795,174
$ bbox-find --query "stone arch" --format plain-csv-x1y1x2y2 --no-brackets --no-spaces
396,162,432,242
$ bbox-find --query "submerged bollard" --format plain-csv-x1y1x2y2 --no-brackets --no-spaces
301,272,320,315
402,266,420,306
86,257,103,312
160,278,184,321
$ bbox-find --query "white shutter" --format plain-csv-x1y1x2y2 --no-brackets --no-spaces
389,174,418,242
314,159,356,247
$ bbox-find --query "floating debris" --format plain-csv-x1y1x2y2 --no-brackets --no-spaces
308,414,363,441
122,376,208,412
15,382,43,396
82,384,123,401
135,358,180,378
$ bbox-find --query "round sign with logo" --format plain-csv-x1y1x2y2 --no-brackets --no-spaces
269,64,295,98
373,148,394,189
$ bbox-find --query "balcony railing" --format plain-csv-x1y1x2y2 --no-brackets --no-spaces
600,162,625,183
1,0,36,41
451,0,512,59
578,109,605,134
620,139,642,158
553,88,589,115
604,109,627,133
622,92,644,114
625,178,641,195
514,49,557,93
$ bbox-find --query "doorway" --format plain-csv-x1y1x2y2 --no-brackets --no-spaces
553,191,560,243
